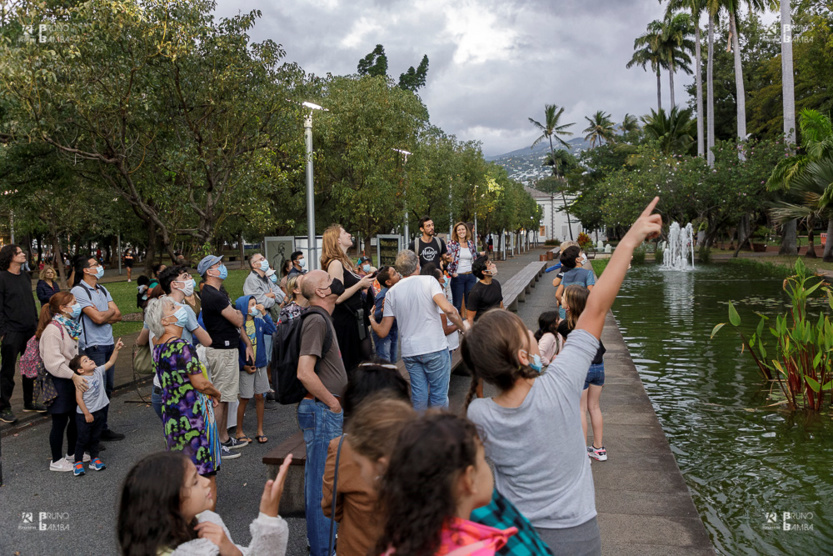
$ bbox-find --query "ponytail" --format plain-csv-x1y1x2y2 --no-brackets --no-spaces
36,291,73,339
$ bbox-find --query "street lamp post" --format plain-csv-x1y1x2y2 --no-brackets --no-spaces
392,148,412,245
302,101,328,270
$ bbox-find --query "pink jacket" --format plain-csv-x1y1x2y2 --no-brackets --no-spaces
39,320,78,380
381,518,516,556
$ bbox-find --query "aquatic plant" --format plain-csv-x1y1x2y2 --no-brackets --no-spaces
712,259,833,411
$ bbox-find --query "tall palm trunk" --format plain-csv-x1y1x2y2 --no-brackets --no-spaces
669,69,676,109
779,219,798,255
547,136,574,241
781,0,796,145
656,69,663,112
695,18,705,158
707,14,716,167
729,11,747,161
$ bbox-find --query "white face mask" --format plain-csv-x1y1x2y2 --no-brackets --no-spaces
298,258,306,268
175,278,195,297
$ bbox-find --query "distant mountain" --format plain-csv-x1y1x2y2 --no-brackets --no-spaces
487,137,592,184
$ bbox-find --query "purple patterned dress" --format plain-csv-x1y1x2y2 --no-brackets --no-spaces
154,339,220,475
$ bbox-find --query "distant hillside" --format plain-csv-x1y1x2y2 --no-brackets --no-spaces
487,137,592,184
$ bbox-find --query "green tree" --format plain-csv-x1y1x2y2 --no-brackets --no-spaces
528,104,576,239
357,44,389,78
642,106,697,155
583,111,617,148
628,20,666,112
398,55,430,93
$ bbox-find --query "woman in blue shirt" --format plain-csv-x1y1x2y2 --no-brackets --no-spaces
555,246,594,320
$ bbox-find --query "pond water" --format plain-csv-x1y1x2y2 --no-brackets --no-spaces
611,263,832,555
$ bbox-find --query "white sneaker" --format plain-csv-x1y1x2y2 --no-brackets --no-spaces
66,453,91,463
221,445,240,460
50,459,74,472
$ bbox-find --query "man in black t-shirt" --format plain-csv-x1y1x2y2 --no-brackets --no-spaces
197,255,254,457
408,216,447,269
466,255,504,325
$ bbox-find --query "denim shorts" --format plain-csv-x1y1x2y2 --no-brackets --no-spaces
583,362,605,390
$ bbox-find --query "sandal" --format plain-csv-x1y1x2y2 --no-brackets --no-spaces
256,435,268,444
236,435,252,443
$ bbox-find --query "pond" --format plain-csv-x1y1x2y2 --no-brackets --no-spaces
611,262,832,555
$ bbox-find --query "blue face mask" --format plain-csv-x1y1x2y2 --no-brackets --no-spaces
250,307,260,317
70,303,82,320
172,306,189,329
362,264,371,273
91,265,104,279
216,264,228,281
269,274,278,284
530,353,543,373
298,258,306,268
259,259,269,272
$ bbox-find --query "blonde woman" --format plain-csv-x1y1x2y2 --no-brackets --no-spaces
447,222,483,314
37,265,62,308
321,225,375,372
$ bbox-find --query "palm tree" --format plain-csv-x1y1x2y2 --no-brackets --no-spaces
620,113,641,143
528,104,576,240
770,159,833,259
767,109,833,261
664,0,706,158
781,0,796,145
642,106,697,155
583,111,617,148
706,0,718,166
659,12,695,109
628,20,665,112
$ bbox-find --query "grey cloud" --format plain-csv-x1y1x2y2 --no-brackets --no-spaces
215,0,693,156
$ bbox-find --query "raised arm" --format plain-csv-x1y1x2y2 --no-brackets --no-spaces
433,293,467,332
576,197,661,339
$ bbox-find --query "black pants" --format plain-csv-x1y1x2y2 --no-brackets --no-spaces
75,408,106,462
0,329,36,411
82,345,114,430
50,412,78,463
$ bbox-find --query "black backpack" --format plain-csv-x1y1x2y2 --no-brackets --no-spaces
270,306,334,404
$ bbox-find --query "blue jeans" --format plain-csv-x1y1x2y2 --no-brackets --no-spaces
373,328,398,363
402,349,452,410
451,273,477,312
151,386,163,421
83,344,114,430
297,399,343,556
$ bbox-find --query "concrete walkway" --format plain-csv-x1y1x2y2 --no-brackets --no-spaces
0,246,714,555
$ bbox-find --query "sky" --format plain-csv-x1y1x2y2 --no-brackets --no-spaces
214,0,778,158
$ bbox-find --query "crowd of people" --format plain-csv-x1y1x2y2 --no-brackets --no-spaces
0,199,661,555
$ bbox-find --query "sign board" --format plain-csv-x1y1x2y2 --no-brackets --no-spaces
376,235,402,267
264,236,295,276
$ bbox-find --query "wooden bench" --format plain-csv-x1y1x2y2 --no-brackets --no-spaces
502,260,548,311
263,431,307,517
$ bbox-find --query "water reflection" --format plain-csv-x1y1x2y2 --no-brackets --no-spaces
613,264,833,555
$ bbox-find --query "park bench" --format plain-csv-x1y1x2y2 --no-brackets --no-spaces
502,260,548,311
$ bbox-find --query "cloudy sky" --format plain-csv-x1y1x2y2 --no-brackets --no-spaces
215,0,775,157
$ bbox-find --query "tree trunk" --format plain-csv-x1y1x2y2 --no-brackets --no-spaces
669,69,676,109
805,222,817,258
656,70,662,113
561,191,574,241
695,19,705,158
145,220,157,275
781,0,796,145
823,217,833,262
49,228,68,291
239,231,245,268
779,219,798,255
550,193,555,240
707,14,716,167
730,11,747,161
733,215,752,257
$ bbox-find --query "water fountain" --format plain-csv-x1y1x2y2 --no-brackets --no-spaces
662,222,695,271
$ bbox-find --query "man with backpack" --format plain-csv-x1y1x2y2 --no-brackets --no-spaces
71,255,124,440
294,269,347,556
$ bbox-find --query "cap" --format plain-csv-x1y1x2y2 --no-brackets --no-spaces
197,255,223,276
358,256,371,263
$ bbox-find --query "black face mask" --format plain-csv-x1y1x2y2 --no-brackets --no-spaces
328,278,346,297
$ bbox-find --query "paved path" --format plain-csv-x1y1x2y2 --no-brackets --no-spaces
0,246,714,555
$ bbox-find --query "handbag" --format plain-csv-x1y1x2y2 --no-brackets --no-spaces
328,434,346,555
133,342,154,375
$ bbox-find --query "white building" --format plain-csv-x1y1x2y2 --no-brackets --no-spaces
525,186,585,242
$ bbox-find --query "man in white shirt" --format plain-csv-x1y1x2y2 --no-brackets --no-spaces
369,250,467,410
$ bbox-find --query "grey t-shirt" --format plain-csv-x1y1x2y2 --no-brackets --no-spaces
77,365,110,414
467,329,599,529
299,312,348,397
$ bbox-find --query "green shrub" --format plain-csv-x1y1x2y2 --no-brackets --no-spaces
631,244,646,264
656,247,664,264
697,246,711,263
544,239,561,246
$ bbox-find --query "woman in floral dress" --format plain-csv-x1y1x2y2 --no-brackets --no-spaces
145,297,222,508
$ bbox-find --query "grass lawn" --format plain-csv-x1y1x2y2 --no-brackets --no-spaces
33,269,255,338
726,256,833,276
